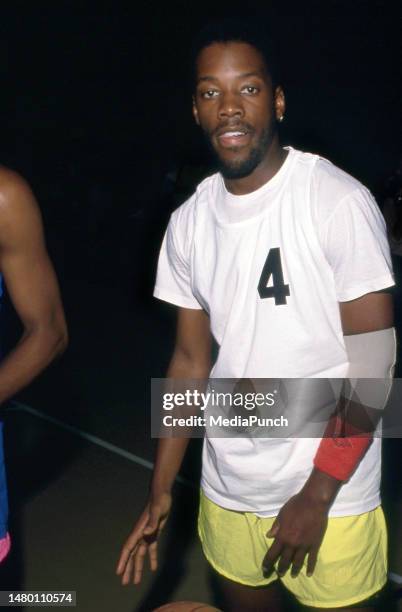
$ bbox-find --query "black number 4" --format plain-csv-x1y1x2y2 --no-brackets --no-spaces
258,247,290,305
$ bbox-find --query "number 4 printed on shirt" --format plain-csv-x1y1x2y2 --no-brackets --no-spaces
258,247,290,305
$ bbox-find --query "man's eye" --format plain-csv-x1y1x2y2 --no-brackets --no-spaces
242,86,259,95
202,90,219,99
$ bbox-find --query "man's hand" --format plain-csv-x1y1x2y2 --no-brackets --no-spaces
116,491,172,585
262,469,341,578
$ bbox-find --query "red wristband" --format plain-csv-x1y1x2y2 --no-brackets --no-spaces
313,414,373,481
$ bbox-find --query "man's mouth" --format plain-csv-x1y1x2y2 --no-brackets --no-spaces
215,127,252,149
218,131,250,148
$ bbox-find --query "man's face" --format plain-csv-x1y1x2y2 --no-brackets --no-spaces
193,41,285,179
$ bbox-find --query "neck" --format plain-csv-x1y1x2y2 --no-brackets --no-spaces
223,138,288,196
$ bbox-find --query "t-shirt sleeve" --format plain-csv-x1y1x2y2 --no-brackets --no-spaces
320,188,395,301
153,214,203,309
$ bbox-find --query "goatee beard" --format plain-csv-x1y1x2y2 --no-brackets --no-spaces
204,126,274,180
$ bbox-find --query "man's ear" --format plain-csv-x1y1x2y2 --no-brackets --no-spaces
192,96,200,126
274,86,286,121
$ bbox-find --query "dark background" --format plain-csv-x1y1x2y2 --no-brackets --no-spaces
1,1,401,248
0,0,399,366
0,1,401,606
0,0,401,293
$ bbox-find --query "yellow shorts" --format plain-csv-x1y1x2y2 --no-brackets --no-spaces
198,490,387,609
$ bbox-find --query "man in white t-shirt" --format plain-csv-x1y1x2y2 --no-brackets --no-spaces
117,19,395,612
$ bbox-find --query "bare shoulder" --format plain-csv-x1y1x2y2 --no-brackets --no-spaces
0,166,39,211
0,167,41,237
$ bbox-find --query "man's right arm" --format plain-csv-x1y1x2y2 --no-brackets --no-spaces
150,307,212,496
116,306,211,585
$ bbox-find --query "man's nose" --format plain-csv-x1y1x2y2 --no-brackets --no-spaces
218,92,244,119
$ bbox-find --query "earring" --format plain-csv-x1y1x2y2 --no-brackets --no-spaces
278,115,284,123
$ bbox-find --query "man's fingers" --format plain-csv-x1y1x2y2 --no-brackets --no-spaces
262,538,282,576
291,547,308,578
116,538,140,575
277,546,294,577
266,518,280,538
148,540,158,571
118,538,158,585
116,552,128,576
116,499,171,585
307,548,318,577
121,553,135,585
133,542,148,584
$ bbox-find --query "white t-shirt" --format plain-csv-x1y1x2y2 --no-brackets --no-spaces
154,147,394,517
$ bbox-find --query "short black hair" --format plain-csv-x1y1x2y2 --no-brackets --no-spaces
191,17,281,90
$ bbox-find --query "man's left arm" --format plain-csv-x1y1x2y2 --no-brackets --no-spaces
262,291,395,579
0,170,68,404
